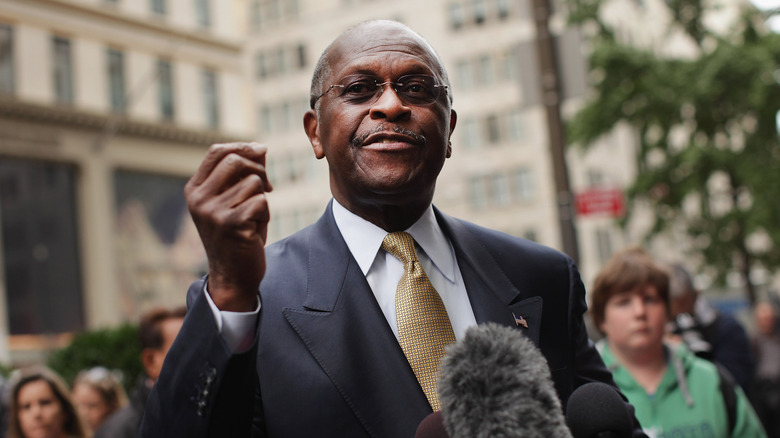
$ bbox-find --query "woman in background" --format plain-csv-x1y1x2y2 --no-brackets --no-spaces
590,247,765,438
7,365,86,438
71,367,127,434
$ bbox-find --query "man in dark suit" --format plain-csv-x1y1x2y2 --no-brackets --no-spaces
141,20,644,437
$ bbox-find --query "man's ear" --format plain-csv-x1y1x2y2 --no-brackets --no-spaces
304,109,325,159
446,109,457,158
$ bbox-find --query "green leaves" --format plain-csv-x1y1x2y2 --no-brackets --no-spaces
566,1,780,302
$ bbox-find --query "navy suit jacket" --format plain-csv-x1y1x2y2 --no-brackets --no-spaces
141,203,643,437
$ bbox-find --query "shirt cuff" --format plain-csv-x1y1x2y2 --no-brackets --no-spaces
204,284,260,353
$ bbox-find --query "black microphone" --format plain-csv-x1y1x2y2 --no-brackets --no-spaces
437,322,572,438
415,411,450,438
565,382,634,438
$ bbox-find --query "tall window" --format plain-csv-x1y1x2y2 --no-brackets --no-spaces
202,68,219,128
0,23,13,95
448,3,465,30
485,114,501,144
157,59,174,121
513,168,534,201
497,0,512,18
250,0,262,30
151,0,166,15
472,0,487,24
507,108,524,142
0,159,85,335
107,48,126,113
53,36,74,105
195,0,211,28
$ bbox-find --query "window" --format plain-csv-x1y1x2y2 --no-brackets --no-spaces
260,105,272,134
587,169,605,186
275,46,287,75
264,0,281,24
595,228,613,265
202,68,219,128
468,176,488,209
250,0,262,30
195,0,211,27
0,159,85,335
473,0,487,24
513,167,534,201
151,0,166,15
278,101,291,131
0,23,14,95
255,52,267,79
285,0,300,18
496,0,512,18
507,108,524,142
492,173,511,206
53,37,74,105
296,44,307,69
448,2,465,30
485,114,501,144
477,54,494,85
461,118,481,150
499,49,519,82
107,48,126,113
454,59,472,91
157,59,174,121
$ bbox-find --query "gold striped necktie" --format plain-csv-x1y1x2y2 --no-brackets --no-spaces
382,231,456,411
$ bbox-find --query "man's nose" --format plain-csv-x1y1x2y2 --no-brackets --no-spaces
369,83,411,121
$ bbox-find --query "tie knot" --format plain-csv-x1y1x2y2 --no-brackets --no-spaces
382,232,419,265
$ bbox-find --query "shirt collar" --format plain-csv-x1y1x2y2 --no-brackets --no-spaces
331,199,456,282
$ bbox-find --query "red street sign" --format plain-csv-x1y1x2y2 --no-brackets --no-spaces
576,188,625,217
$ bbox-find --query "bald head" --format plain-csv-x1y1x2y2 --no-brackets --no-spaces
309,20,452,109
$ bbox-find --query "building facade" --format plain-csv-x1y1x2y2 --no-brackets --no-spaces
0,0,768,364
0,0,248,363
246,0,639,285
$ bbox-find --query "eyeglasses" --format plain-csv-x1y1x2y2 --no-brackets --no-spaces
312,74,448,107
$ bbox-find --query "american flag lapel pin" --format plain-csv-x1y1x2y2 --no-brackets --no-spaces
513,313,529,328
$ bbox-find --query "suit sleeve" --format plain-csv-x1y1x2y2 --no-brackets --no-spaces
139,280,260,438
565,258,649,438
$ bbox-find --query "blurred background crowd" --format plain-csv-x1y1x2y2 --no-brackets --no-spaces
0,0,778,437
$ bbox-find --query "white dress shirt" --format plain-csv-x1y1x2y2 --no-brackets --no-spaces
331,199,477,340
207,199,477,351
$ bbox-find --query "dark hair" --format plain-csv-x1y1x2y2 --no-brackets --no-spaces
590,247,671,334
138,306,186,350
8,366,87,438
668,263,696,300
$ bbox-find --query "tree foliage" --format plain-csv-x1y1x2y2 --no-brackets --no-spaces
47,323,143,393
566,0,780,303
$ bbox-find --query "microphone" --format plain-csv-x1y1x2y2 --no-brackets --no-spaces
437,322,572,438
415,411,450,438
565,382,634,438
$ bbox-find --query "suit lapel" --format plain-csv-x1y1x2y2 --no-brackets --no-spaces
435,209,543,346
281,204,431,437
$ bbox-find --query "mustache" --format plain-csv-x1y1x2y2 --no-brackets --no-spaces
351,125,427,148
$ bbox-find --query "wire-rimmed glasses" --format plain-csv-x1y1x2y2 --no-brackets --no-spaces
312,74,448,108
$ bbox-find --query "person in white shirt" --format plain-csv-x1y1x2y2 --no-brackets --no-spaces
140,19,644,438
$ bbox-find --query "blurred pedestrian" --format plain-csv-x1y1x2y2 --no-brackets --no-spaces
7,365,87,438
667,263,756,391
71,367,127,434
94,306,185,438
591,247,765,438
750,301,780,438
